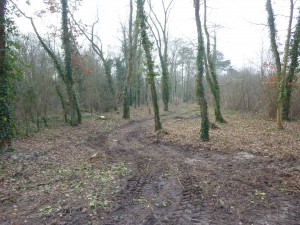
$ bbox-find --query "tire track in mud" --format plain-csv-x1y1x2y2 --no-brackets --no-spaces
99,118,209,225
99,117,300,225
165,176,207,225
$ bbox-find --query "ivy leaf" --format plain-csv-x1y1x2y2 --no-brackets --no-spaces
2,115,8,122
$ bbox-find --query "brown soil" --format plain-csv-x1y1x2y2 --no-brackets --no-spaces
1,103,300,225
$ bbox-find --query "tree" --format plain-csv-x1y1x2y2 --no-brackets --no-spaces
11,0,82,126
14,34,59,134
0,0,13,150
123,0,139,119
194,0,210,141
177,45,195,101
283,9,300,120
137,0,162,131
147,0,173,111
266,0,294,129
203,0,225,123
61,0,81,125
70,12,117,111
215,50,231,72
168,38,182,102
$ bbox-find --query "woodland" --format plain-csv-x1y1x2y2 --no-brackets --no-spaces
0,0,300,224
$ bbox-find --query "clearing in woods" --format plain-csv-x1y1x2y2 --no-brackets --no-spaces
1,103,300,225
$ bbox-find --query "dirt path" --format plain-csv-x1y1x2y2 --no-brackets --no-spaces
1,108,300,225
96,118,300,225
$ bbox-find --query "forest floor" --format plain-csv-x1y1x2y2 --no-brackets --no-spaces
1,103,300,225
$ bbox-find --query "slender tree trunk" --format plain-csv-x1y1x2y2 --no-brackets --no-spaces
123,0,134,119
0,0,13,150
283,9,300,120
203,0,225,123
194,0,209,141
266,0,283,129
147,0,172,112
103,61,117,111
137,73,141,107
150,78,162,130
161,54,170,111
55,84,68,123
137,0,162,131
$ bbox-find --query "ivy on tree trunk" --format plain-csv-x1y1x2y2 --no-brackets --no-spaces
203,4,225,124
266,0,294,129
137,0,162,131
61,0,81,126
194,0,210,141
0,0,13,150
283,10,300,120
266,0,283,129
147,0,172,112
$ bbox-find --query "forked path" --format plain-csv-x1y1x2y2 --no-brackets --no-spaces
97,118,300,225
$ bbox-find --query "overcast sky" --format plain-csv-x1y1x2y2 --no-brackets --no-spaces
15,0,299,69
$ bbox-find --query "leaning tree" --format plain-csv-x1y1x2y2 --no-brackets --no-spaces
11,0,82,126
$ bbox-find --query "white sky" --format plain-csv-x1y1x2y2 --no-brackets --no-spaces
15,0,300,69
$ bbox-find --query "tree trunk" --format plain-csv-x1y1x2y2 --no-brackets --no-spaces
150,78,162,131
161,55,170,111
283,10,300,120
123,0,134,119
203,0,225,123
0,0,13,150
103,60,117,111
266,0,283,129
55,84,68,123
147,0,172,112
61,0,81,126
137,0,162,131
194,0,209,141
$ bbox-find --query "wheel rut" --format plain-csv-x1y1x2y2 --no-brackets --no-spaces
99,118,209,225
98,117,300,225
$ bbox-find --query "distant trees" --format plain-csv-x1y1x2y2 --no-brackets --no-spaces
194,0,209,141
4,0,299,143
220,68,263,112
215,50,231,73
15,34,58,134
177,45,196,102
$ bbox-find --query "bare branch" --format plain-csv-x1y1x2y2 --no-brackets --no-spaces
8,0,65,80
69,11,105,62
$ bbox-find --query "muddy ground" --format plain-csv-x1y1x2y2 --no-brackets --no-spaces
1,104,300,225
